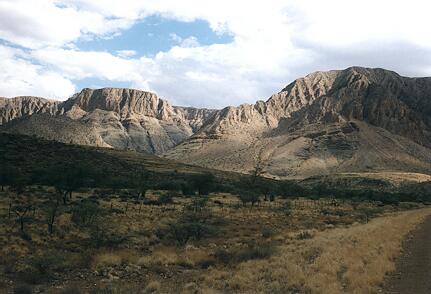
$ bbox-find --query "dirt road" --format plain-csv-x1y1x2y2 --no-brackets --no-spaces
383,215,431,294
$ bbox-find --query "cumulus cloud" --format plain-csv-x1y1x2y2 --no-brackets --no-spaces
1,0,431,107
0,45,75,98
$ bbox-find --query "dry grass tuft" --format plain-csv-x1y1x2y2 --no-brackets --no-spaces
92,253,122,269
203,208,431,293
144,281,161,293
91,249,138,269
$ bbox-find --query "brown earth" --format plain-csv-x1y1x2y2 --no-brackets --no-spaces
383,215,431,294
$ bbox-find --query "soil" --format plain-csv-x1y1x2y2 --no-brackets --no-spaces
383,216,431,294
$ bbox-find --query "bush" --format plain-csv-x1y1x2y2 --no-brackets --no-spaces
278,201,293,216
167,221,215,246
153,180,183,191
185,195,209,212
89,225,126,248
238,192,260,206
279,181,306,198
157,192,175,205
13,285,33,294
20,251,67,284
296,231,313,240
214,243,275,264
181,181,195,196
71,199,102,227
191,173,215,196
261,227,274,238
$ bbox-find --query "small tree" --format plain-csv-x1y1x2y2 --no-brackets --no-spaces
0,163,14,192
134,168,150,201
9,173,32,233
239,192,260,207
191,173,215,196
251,149,265,185
50,165,87,204
71,199,102,227
44,194,62,234
13,203,31,233
278,180,305,199
186,195,209,212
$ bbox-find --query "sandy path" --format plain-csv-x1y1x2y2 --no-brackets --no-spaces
383,215,431,294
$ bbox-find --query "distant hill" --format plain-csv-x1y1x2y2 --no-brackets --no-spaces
0,132,243,188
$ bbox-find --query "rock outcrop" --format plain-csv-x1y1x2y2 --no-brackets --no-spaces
0,88,217,154
165,67,431,178
0,96,60,125
1,67,431,178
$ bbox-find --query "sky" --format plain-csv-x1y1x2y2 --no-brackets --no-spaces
1,0,431,108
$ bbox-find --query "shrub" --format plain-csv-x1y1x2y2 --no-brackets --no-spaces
168,221,215,246
236,243,275,262
71,199,102,227
157,192,174,205
153,180,183,191
214,243,275,264
89,225,125,248
278,201,293,216
238,192,260,206
185,195,209,212
144,281,161,293
92,253,122,269
191,173,215,196
13,285,33,294
181,181,195,196
279,181,306,198
59,286,82,294
20,251,67,284
214,248,232,264
296,231,313,240
261,227,274,238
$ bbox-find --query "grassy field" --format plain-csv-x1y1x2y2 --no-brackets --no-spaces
0,185,429,293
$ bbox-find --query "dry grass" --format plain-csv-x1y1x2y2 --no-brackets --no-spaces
92,249,139,269
0,186,428,293
202,208,431,293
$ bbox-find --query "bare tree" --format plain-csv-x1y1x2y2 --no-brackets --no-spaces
45,194,61,234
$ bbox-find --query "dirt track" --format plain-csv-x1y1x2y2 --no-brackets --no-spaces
383,215,431,294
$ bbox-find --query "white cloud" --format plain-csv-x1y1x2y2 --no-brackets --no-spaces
0,45,75,99
169,33,183,43
116,50,137,58
1,0,431,107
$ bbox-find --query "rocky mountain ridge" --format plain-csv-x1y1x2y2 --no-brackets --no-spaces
165,67,431,177
1,67,431,178
0,88,216,153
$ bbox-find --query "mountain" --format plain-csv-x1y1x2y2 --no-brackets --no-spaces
164,67,431,178
0,96,60,124
1,67,431,178
0,88,216,154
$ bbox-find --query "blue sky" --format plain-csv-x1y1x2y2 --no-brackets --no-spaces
1,1,431,108
73,15,233,91
76,15,233,57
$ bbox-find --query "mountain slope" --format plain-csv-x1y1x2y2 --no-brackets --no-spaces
165,67,431,178
0,88,217,154
1,67,430,178
0,96,60,124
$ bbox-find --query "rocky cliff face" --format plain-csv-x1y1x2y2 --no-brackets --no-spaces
0,96,60,125
0,88,217,154
1,67,431,178
165,67,431,177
